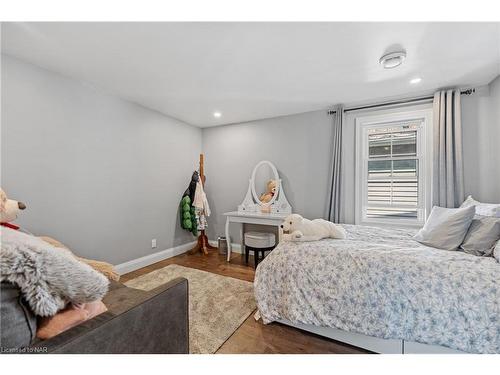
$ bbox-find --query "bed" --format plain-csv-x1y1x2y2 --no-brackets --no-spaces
254,224,500,354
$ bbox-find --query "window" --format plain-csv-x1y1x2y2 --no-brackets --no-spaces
355,109,432,227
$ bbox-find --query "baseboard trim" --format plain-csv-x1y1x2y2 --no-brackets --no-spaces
208,240,243,254
115,241,197,275
116,239,243,276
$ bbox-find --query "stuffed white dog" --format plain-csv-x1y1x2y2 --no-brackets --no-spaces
280,213,346,242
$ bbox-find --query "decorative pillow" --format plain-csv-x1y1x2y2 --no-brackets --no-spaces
37,301,107,340
460,195,500,217
414,206,475,251
460,216,500,256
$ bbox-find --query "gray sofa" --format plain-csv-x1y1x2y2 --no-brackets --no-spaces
0,277,189,354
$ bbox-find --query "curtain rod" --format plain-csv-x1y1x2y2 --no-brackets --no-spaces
327,88,475,115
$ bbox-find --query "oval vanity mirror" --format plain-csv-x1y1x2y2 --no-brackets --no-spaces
238,160,291,214
251,160,280,206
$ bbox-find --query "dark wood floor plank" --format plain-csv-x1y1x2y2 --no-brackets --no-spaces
121,249,370,354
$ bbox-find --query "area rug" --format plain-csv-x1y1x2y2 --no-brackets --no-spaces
124,264,256,354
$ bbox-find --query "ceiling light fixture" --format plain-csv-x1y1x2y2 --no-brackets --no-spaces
379,51,407,69
410,77,422,84
213,111,222,118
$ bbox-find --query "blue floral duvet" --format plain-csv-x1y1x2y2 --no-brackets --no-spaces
254,224,500,353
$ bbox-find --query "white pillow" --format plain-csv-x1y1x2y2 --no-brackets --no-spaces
460,195,500,217
494,240,500,263
414,206,476,251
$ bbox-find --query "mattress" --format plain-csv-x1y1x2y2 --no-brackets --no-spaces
254,224,500,353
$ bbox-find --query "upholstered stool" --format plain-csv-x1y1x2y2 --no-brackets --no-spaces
244,231,276,268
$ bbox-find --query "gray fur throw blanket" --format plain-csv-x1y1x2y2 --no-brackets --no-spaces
1,227,109,316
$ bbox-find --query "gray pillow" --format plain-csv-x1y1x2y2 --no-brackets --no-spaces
460,216,500,257
414,206,475,251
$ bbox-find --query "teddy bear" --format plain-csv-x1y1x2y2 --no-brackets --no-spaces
0,188,119,281
259,179,278,204
0,188,26,227
39,236,120,282
280,213,347,242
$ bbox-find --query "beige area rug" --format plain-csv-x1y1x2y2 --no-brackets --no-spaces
124,264,256,354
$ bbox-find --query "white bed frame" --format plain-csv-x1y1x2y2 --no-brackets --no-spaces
277,319,465,354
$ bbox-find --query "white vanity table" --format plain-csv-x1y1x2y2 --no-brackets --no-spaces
223,211,289,261
224,160,292,262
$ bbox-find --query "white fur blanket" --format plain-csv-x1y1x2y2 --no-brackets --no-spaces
0,227,109,317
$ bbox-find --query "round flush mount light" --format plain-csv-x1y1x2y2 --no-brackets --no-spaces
213,111,222,118
410,77,422,84
379,51,407,69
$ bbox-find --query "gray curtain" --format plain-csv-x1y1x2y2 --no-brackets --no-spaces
432,89,465,208
327,105,344,223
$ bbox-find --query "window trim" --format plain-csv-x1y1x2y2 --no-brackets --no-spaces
355,108,433,228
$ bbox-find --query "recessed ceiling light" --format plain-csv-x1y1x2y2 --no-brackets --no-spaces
213,111,222,118
379,51,407,69
410,77,422,84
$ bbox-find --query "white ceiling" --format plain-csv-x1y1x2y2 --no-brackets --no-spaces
2,22,500,127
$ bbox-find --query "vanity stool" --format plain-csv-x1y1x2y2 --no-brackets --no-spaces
244,231,276,268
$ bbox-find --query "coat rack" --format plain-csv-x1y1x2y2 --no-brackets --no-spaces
189,154,217,255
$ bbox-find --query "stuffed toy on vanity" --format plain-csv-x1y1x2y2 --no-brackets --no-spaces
259,179,278,203
280,213,346,242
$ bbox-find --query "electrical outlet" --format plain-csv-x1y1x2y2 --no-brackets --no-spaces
151,239,157,249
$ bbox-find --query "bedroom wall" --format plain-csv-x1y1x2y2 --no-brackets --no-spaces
339,81,500,223
203,99,482,242
1,55,202,265
3,52,497,265
201,110,334,243
461,76,500,203
202,88,500,243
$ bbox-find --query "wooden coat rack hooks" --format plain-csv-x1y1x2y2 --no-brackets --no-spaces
189,154,217,255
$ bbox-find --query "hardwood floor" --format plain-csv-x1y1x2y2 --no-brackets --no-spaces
120,249,255,283
121,249,370,354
